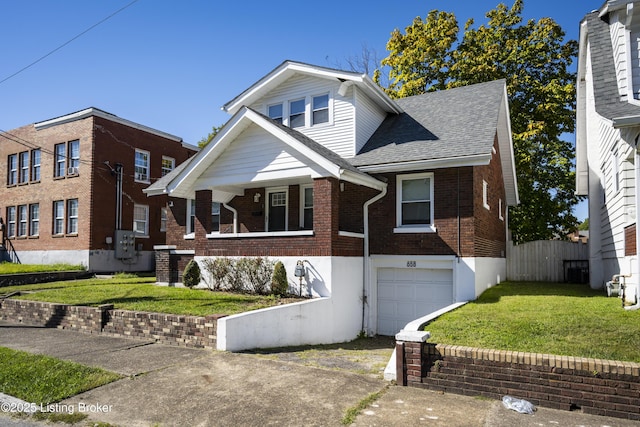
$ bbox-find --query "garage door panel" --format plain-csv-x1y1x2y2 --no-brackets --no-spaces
377,267,453,336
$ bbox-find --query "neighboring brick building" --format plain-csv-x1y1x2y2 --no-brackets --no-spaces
147,61,519,343
0,108,197,272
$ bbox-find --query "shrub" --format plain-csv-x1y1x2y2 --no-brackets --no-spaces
239,257,275,295
200,257,232,291
183,260,201,288
271,261,288,297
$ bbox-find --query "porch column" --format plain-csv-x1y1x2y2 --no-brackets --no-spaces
195,190,212,253
313,178,339,254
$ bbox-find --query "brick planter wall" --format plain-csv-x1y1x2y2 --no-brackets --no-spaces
0,298,222,349
396,341,640,421
103,310,222,349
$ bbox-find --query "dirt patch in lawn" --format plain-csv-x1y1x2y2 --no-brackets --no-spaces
243,335,396,378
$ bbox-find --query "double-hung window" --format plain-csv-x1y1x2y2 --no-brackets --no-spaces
211,202,220,233
53,201,65,235
187,199,196,235
68,140,80,173
268,104,283,124
17,205,27,237
301,185,313,230
54,143,66,177
160,207,168,232
7,154,17,185
312,94,329,125
161,156,175,177
133,204,149,236
395,172,435,233
67,199,78,234
135,149,150,182
6,206,16,238
29,204,39,236
31,149,41,181
289,99,305,128
19,152,29,183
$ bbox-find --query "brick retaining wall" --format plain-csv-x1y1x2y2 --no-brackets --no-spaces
397,341,640,421
0,298,222,349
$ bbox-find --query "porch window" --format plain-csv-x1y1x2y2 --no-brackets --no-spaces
211,202,220,232
483,180,490,210
300,185,313,230
395,172,435,233
187,199,196,234
160,207,167,232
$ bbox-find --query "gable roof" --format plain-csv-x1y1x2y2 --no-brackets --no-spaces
222,60,403,116
144,106,386,199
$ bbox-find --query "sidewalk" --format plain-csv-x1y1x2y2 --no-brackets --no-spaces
1,321,638,426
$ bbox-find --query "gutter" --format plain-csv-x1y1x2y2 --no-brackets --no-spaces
361,184,387,334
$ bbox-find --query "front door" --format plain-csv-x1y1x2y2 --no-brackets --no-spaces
267,190,287,231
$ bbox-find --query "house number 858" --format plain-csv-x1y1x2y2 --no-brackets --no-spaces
406,261,417,268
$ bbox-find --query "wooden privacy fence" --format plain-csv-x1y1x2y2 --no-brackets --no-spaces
507,240,588,282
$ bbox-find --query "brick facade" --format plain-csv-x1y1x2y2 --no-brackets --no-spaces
0,110,195,269
396,341,640,421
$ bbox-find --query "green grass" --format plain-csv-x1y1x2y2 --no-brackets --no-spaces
5,276,299,316
0,262,85,274
424,281,640,363
0,347,121,404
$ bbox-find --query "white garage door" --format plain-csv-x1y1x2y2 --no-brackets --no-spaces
377,267,453,336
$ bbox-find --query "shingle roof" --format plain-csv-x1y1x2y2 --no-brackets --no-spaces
144,155,195,195
349,79,507,167
586,11,640,119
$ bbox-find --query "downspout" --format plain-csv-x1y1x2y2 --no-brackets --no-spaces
223,203,238,234
626,146,640,310
362,184,387,334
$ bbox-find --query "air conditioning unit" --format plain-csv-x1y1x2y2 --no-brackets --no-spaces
67,166,78,175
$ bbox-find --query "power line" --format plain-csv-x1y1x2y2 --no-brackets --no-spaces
0,0,140,86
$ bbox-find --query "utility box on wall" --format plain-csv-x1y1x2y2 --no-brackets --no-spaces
115,230,136,259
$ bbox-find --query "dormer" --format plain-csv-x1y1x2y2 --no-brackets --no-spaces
221,61,402,158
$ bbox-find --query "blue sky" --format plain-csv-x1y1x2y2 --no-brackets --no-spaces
0,0,591,219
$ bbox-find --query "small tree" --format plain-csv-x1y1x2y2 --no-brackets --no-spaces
183,260,201,288
271,261,288,297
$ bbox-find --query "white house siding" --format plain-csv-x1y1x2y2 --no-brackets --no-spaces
631,17,640,99
249,74,357,158
610,14,629,100
195,124,319,187
354,87,388,154
212,256,364,351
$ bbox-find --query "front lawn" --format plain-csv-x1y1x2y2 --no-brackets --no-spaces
0,262,85,274
4,275,301,316
425,281,640,363
0,347,121,404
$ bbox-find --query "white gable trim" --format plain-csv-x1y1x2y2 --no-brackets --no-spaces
223,61,402,116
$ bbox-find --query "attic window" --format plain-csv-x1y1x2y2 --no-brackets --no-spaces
289,99,305,128
312,94,329,125
268,103,283,124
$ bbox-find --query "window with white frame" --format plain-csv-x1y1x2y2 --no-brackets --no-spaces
133,204,149,236
17,205,27,237
135,149,150,182
53,200,64,235
268,103,283,124
31,149,41,181
160,207,167,232
289,99,305,128
7,154,17,185
312,94,329,125
54,143,66,177
499,199,504,221
161,156,175,177
6,206,16,238
483,180,490,210
301,185,313,230
29,203,39,236
19,152,29,183
67,199,78,234
396,172,434,231
68,140,80,173
187,199,196,234
211,202,220,233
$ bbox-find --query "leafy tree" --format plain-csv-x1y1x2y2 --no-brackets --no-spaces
197,125,223,148
376,0,581,243
577,218,589,231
